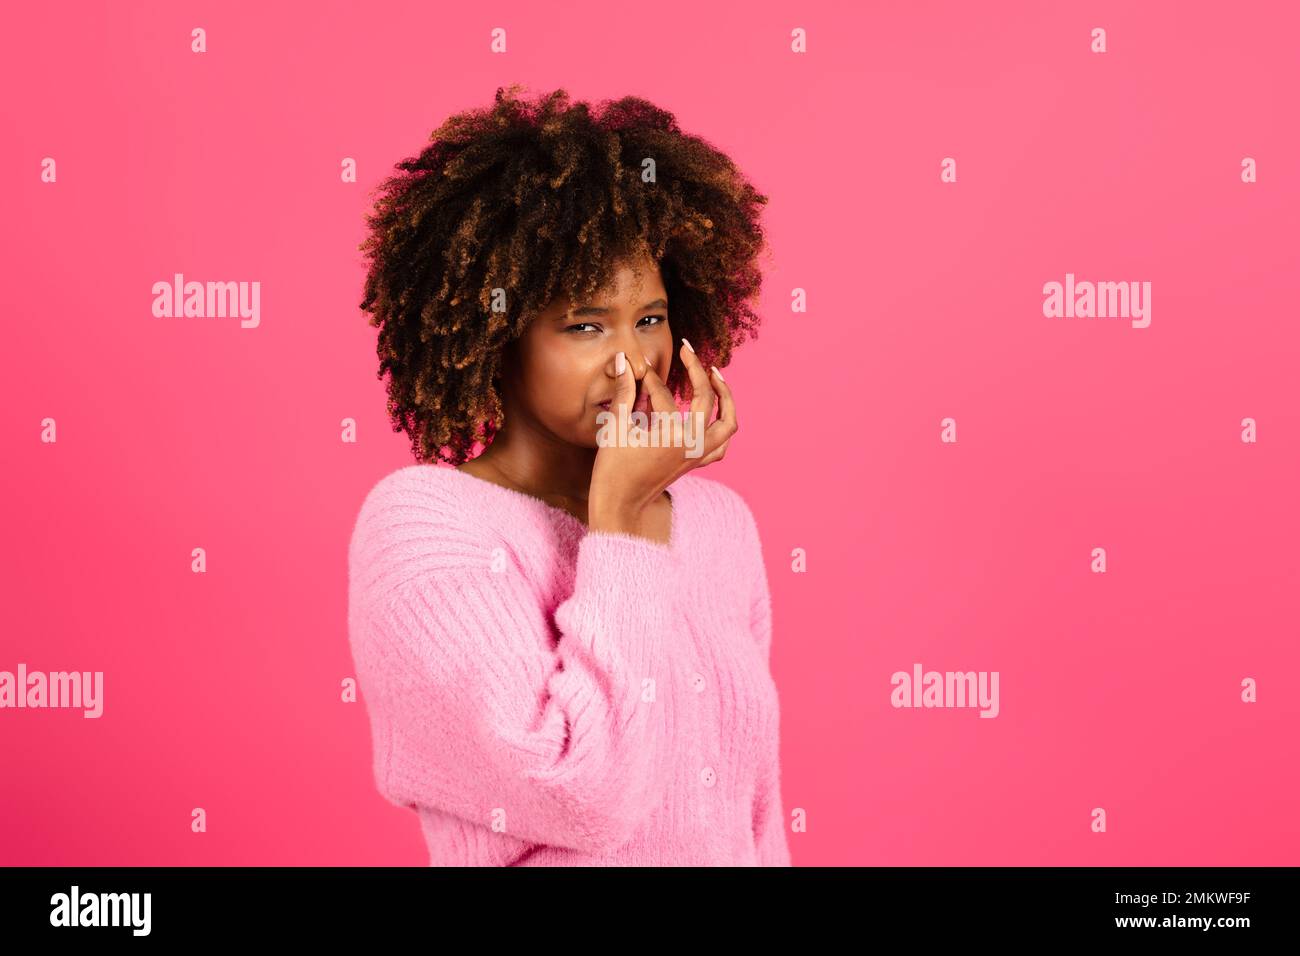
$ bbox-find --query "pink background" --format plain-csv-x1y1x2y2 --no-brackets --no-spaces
4,0,1298,865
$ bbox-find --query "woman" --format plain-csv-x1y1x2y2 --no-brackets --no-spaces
348,85,790,866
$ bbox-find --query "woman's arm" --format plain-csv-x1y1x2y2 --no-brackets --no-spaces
751,571,792,865
743,499,793,866
349,521,678,856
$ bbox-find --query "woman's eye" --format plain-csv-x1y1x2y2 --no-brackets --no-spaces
564,316,665,335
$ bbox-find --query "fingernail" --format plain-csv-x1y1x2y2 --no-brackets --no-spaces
616,351,626,375
682,338,694,353
711,365,725,382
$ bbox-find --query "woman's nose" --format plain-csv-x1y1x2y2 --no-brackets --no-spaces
613,349,653,378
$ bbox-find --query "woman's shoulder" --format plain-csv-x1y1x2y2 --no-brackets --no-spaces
349,464,530,567
353,464,489,529
349,464,565,602
350,465,764,566
672,472,762,547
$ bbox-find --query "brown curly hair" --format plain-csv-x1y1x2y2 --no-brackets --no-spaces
357,84,770,467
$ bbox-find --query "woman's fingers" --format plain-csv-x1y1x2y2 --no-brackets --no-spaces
703,365,737,454
640,358,676,415
612,350,637,419
615,343,736,473
678,338,717,424
695,433,731,467
605,350,654,444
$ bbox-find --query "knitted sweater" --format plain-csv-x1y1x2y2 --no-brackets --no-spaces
346,463,791,866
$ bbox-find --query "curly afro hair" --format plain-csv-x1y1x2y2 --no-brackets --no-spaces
357,84,770,467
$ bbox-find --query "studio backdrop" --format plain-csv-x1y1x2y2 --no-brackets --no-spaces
3,0,1298,866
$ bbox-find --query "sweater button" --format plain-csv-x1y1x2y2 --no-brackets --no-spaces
700,766,716,788
691,672,706,693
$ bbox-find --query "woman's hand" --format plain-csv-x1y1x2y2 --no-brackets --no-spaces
588,338,737,538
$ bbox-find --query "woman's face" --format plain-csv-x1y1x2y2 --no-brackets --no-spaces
500,254,673,448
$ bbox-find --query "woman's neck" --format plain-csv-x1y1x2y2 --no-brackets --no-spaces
461,427,597,507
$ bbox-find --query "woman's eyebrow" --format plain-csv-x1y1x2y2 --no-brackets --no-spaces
563,298,669,318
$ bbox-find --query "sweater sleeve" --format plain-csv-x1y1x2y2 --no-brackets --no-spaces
754,582,790,868
744,502,792,866
349,523,678,856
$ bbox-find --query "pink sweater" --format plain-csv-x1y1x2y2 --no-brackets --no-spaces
347,464,791,866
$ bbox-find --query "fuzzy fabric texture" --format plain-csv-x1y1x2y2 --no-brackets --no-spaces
348,464,790,866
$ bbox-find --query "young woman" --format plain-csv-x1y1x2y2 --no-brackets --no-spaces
347,85,790,866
